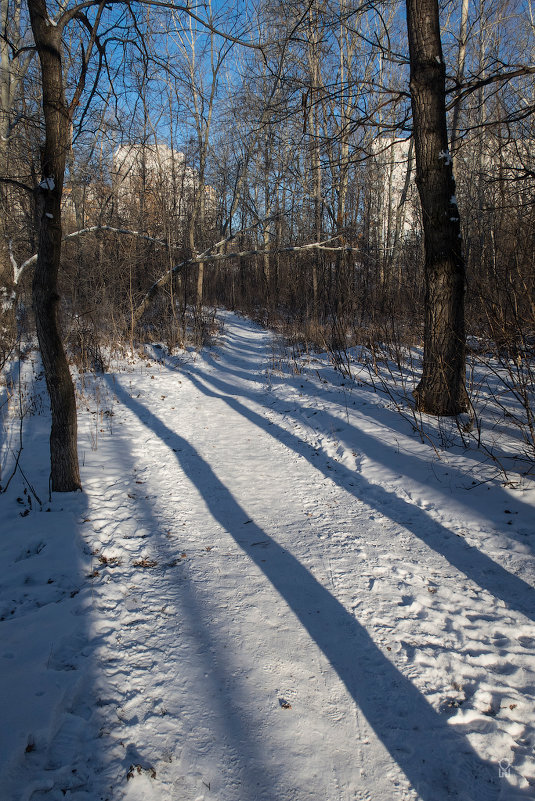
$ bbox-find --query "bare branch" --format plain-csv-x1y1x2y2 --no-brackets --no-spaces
0,177,34,193
447,66,535,110
58,0,267,49
133,231,360,325
17,225,173,282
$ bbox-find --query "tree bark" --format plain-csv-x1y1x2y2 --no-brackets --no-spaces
27,0,81,491
307,1,322,321
1,0,34,349
406,0,468,415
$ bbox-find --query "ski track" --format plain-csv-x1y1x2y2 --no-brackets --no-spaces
1,312,534,801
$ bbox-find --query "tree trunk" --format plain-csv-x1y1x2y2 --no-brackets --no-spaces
0,137,16,350
406,0,468,415
450,0,469,171
307,2,322,321
0,1,34,351
27,0,81,491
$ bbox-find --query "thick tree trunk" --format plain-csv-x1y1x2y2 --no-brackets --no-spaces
28,0,81,491
406,0,468,415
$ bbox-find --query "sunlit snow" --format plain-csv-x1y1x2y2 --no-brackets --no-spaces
1,312,534,800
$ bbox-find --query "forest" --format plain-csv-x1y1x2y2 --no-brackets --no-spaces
1,3,535,799
1,0,533,488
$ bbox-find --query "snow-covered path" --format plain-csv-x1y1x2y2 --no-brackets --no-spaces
1,313,534,801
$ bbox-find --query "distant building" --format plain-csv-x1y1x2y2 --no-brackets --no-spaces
60,142,216,241
369,137,419,253
112,143,196,219
112,143,216,223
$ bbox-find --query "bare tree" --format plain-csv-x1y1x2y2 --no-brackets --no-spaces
167,1,230,313
0,0,35,346
26,0,109,490
406,0,468,415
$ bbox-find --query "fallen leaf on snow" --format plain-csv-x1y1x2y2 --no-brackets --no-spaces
127,763,156,780
133,558,158,568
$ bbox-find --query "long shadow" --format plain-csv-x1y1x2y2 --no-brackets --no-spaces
0,434,92,798
259,376,535,554
101,379,283,799
197,334,535,532
110,380,527,801
194,312,534,504
288,372,535,518
182,366,535,626
172,327,535,560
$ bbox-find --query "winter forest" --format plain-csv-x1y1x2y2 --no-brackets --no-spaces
1,0,535,799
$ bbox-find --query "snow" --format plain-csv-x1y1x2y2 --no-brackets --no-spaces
2,288,16,313
38,177,55,191
1,311,534,800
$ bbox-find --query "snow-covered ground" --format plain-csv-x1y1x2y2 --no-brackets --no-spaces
1,311,534,801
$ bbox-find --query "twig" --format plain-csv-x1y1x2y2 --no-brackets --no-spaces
1,352,24,493
15,460,43,506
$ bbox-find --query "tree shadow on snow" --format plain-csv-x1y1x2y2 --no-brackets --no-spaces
182,366,535,626
102,377,290,800
111,378,534,801
198,317,535,534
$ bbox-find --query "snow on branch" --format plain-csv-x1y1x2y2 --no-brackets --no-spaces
13,221,361,327
133,216,280,323
63,225,169,247
16,225,171,282
133,231,359,324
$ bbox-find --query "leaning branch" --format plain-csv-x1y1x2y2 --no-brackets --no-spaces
17,225,171,281
447,66,535,109
132,217,280,323
133,236,360,325
64,224,169,247
15,218,278,288
14,220,361,328
192,242,359,262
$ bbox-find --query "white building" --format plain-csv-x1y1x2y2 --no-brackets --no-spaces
369,137,419,252
112,143,198,217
